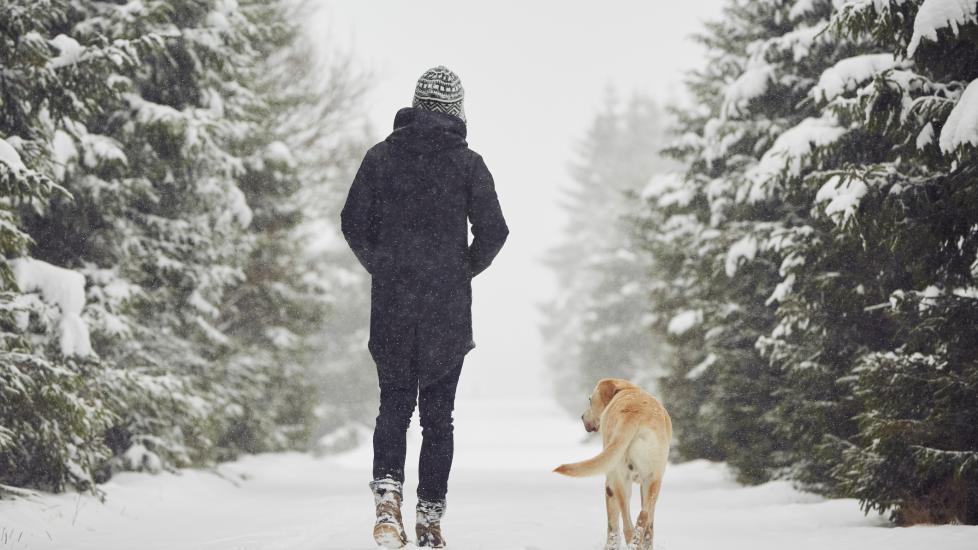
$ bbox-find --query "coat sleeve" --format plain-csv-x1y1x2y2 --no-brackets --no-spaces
341,149,386,276
466,154,509,277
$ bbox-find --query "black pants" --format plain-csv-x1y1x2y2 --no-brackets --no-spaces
372,357,463,502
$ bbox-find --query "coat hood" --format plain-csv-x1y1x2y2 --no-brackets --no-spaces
386,107,467,154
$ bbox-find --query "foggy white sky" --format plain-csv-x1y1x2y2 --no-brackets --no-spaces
309,1,725,399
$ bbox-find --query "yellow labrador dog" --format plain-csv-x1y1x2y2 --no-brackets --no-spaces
555,379,672,550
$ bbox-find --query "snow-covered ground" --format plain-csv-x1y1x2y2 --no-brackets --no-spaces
2,399,975,550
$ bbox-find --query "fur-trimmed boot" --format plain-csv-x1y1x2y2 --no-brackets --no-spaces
415,499,447,548
369,478,409,548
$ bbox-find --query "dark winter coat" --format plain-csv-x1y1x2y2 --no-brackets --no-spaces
341,107,509,387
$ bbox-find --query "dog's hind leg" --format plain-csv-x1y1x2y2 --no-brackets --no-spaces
615,474,633,544
604,476,622,550
631,478,662,550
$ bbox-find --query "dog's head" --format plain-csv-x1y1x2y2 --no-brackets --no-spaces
581,378,631,433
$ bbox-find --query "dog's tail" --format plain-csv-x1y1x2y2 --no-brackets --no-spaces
553,422,639,477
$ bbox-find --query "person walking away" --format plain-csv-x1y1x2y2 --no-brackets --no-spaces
341,66,509,548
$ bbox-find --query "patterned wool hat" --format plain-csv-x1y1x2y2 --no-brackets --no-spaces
413,66,466,123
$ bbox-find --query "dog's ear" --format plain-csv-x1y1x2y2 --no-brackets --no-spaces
597,379,621,406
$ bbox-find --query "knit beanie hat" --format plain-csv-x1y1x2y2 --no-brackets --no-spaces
413,66,466,123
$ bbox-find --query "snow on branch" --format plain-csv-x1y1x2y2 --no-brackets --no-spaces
0,138,27,172
723,65,774,118
907,0,978,57
641,173,693,207
641,172,685,200
264,141,295,167
815,173,868,226
770,25,829,62
789,0,819,20
12,258,94,357
47,34,84,69
939,77,978,154
1,137,70,202
667,309,703,336
812,53,898,101
81,134,127,168
916,121,936,150
743,117,847,202
725,235,758,277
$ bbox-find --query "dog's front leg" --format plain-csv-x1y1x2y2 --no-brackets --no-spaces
604,477,622,549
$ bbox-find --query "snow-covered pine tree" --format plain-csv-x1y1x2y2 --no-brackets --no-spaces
700,0,881,490
632,170,722,463
214,0,372,455
637,0,857,482
639,0,977,521
0,0,157,490
762,0,978,523
18,0,270,472
2,0,371,488
543,93,674,413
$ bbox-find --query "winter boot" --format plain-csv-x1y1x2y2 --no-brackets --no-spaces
415,498,447,548
370,477,409,548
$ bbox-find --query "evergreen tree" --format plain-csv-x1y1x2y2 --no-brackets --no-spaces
0,0,155,490
19,0,272,471
636,0,847,482
215,0,372,455
641,0,978,521
776,0,978,522
543,93,675,413
2,0,372,490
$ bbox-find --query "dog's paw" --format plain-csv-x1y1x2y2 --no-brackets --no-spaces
626,534,655,550
603,531,622,550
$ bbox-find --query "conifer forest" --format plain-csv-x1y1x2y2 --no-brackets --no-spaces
1,0,372,491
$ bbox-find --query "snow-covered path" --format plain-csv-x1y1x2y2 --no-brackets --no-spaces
2,400,975,550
